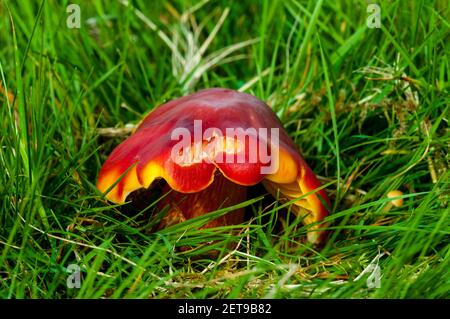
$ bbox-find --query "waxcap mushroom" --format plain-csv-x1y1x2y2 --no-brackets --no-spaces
97,88,330,244
387,190,404,207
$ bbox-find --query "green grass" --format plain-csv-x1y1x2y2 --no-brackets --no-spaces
0,0,449,298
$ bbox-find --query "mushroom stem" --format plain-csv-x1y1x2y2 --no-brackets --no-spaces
156,173,247,230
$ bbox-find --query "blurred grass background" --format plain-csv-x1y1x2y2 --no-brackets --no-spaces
0,0,448,298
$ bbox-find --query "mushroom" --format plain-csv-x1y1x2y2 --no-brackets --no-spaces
385,190,404,211
97,88,330,244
